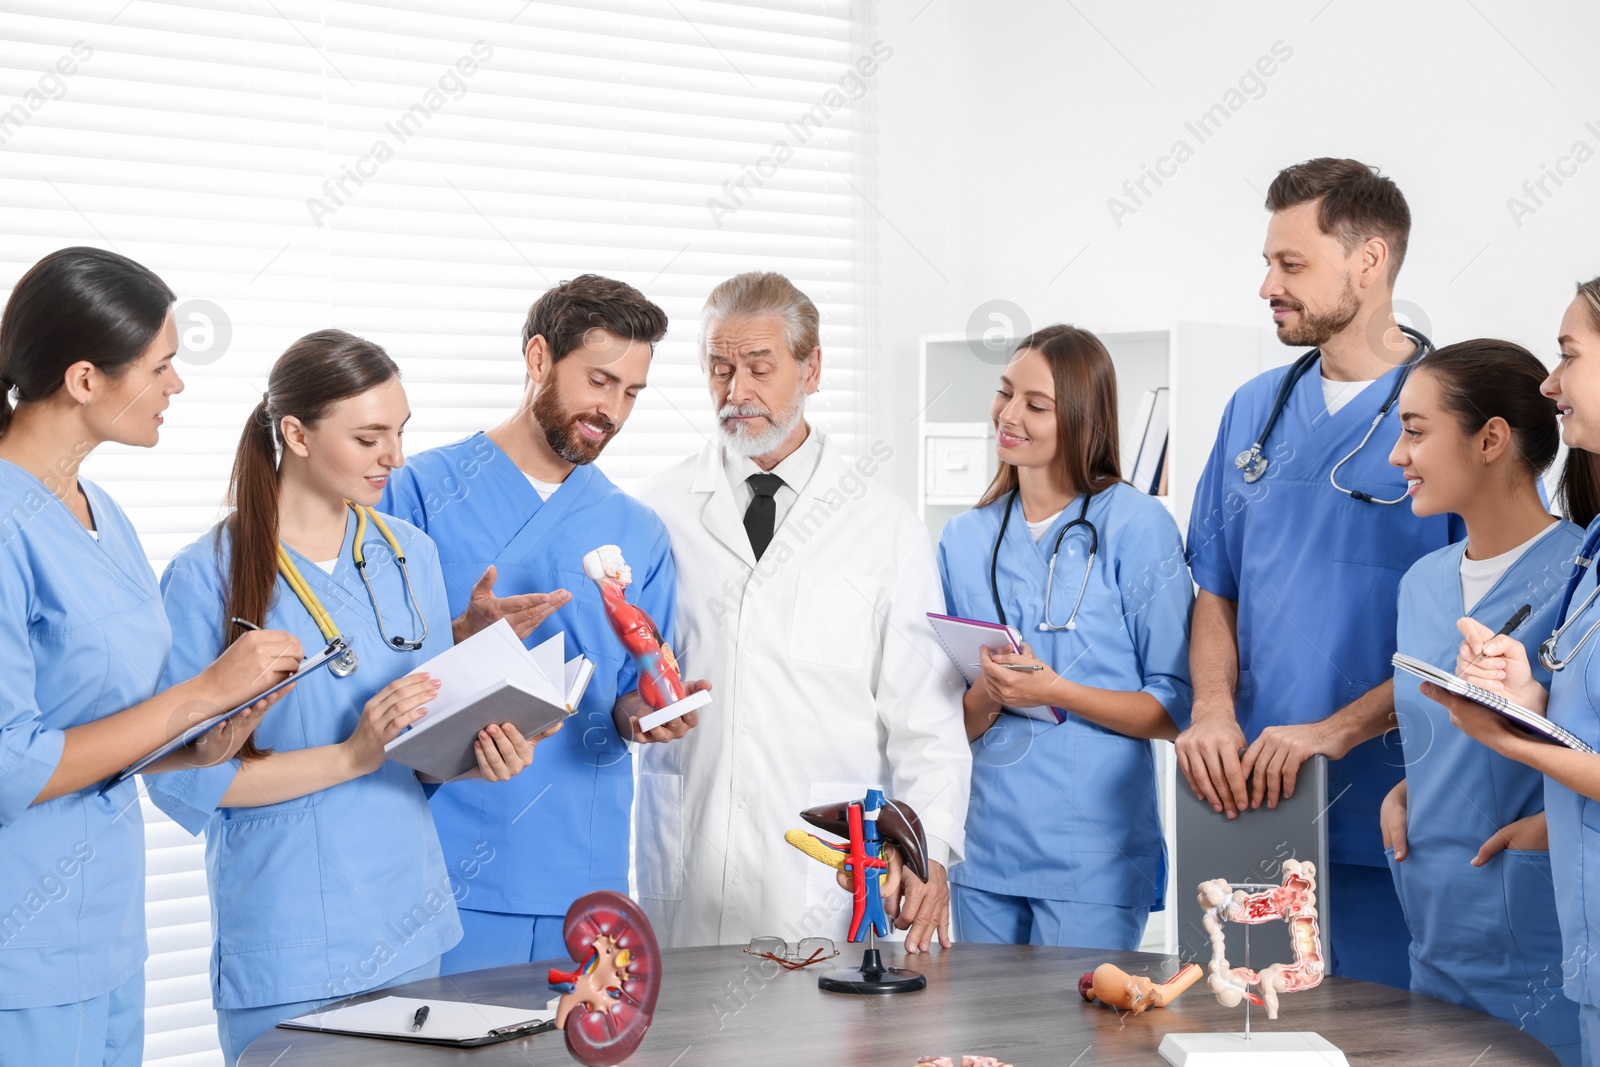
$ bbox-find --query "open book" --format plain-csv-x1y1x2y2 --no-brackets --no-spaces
385,619,594,781
1393,652,1593,753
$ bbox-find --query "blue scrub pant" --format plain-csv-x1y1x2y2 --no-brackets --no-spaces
216,957,439,1066
1578,1002,1600,1067
1326,861,1411,990
441,908,568,975
951,884,1149,950
0,967,143,1067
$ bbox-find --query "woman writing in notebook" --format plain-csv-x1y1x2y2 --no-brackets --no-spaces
935,324,1193,949
145,330,553,1065
1381,339,1580,1063
0,248,302,1066
1438,280,1600,1064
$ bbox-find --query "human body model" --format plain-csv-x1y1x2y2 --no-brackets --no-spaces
582,543,703,717
1078,962,1202,1013
1199,860,1323,1020
546,891,661,1067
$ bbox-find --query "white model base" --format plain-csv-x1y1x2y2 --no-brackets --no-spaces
637,688,711,732
1159,1031,1348,1066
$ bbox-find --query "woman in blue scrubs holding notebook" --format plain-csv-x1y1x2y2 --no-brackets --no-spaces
1441,280,1600,1064
147,330,546,1065
1382,339,1580,1064
936,324,1193,949
0,248,303,1066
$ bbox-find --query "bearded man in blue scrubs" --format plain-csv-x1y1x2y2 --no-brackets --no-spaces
1178,158,1462,989
382,274,703,972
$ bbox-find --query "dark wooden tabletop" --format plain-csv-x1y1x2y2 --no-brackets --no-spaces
240,943,1559,1065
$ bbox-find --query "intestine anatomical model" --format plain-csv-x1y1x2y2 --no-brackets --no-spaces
1198,859,1324,1020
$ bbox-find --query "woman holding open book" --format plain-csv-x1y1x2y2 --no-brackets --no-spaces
934,324,1192,949
1382,338,1580,1063
1433,280,1600,1064
145,330,548,1065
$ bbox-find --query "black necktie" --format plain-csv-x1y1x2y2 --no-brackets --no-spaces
744,473,784,560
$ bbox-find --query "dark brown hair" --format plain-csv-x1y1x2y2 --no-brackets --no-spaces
0,247,174,435
1559,278,1600,528
1414,339,1559,480
223,330,399,757
977,324,1122,508
520,274,668,363
1265,158,1411,282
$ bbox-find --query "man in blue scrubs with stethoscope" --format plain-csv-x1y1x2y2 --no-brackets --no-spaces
1179,157,1462,989
382,275,704,973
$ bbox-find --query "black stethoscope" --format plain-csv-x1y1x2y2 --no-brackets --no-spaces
990,488,1096,633
1540,525,1600,671
1233,324,1434,504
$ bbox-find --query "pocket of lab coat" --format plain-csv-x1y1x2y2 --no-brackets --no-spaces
804,780,878,909
790,578,873,672
635,773,683,900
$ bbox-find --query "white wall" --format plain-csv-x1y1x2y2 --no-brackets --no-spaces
866,0,1600,504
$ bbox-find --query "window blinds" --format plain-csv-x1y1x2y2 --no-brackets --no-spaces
0,2,870,1062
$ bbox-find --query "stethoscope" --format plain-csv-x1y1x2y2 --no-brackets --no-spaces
270,503,428,678
1233,324,1434,504
1539,525,1600,671
989,488,1096,633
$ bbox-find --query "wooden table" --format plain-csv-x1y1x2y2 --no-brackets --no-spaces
241,943,1559,1065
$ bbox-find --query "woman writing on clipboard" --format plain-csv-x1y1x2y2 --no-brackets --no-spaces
0,248,301,1066
935,324,1193,949
145,331,550,1065
1440,280,1600,1065
1380,339,1580,1063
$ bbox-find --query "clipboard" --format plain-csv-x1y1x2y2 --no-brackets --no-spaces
277,994,556,1047
109,639,346,786
1393,652,1593,752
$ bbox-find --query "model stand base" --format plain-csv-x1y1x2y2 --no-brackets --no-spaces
817,948,926,995
1159,1031,1348,1066
637,688,711,732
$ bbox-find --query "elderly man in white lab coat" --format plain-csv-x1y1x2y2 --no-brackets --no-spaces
635,271,971,953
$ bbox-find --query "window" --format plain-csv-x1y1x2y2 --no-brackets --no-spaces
1,2,872,1061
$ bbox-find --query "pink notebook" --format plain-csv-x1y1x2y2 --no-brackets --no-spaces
925,612,1067,724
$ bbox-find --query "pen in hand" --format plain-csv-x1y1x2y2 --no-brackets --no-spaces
229,617,261,632
411,1005,429,1032
1470,603,1532,667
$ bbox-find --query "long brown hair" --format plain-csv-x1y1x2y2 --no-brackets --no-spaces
1559,278,1600,527
222,330,399,757
977,324,1122,508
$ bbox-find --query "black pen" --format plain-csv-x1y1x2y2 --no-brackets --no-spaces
229,617,261,632
411,1005,429,1032
1471,603,1532,666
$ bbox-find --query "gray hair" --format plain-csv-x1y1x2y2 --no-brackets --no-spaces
700,272,820,364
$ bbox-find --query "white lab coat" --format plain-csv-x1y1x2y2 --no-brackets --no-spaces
634,430,972,948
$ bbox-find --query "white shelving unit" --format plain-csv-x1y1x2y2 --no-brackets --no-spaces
916,322,1283,953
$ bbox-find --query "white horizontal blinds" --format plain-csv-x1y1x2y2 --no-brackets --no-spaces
0,2,869,1065
314,0,868,480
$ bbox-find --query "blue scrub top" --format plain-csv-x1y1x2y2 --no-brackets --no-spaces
1545,516,1600,1008
937,482,1192,907
1187,357,1464,866
146,513,461,1009
0,465,170,1009
1392,522,1581,1045
381,433,677,914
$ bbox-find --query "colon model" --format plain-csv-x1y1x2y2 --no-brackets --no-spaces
1198,859,1324,1020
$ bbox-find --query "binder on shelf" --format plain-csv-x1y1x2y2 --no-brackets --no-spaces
1130,386,1170,495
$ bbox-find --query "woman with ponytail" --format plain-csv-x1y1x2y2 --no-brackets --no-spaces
146,329,547,1065
1440,280,1600,1064
0,248,302,1065
1381,339,1580,1062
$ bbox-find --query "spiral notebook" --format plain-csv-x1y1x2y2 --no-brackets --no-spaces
926,612,1066,724
1392,652,1593,752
